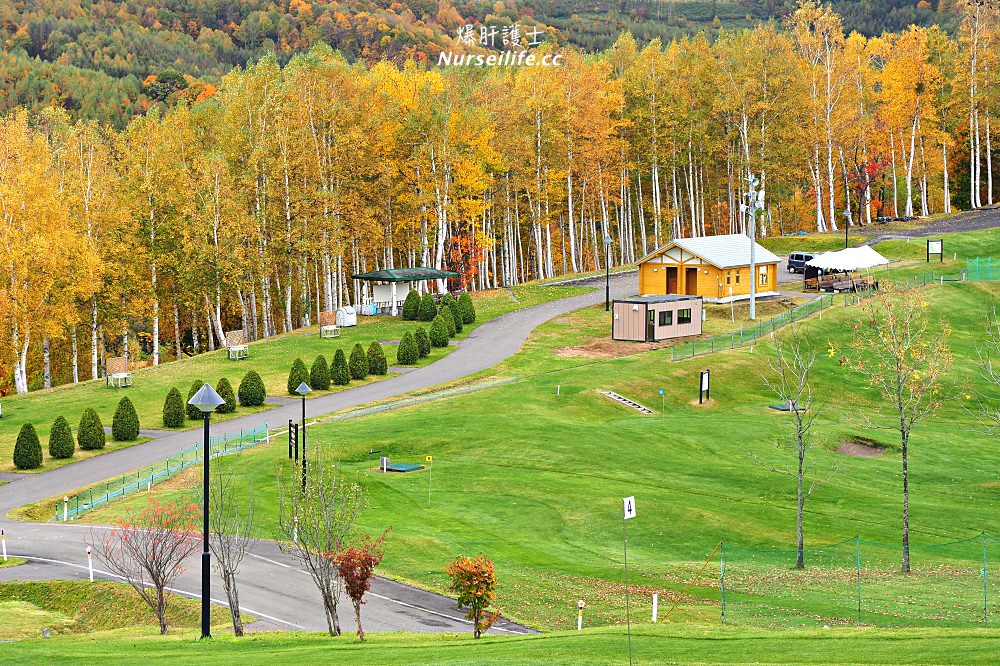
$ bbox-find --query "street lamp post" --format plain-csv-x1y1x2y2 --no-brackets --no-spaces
187,383,226,640
603,233,613,312
295,382,312,491
740,174,765,321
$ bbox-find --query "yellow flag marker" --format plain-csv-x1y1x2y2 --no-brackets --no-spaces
425,455,433,462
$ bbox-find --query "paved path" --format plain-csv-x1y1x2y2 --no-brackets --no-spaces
0,273,634,634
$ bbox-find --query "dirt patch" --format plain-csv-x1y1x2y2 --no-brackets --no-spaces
555,338,674,360
837,441,886,458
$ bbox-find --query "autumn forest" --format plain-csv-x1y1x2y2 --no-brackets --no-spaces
0,1,997,395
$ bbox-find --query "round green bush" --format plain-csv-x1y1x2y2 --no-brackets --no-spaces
238,370,266,407
287,358,309,395
162,387,185,428
310,355,331,390
216,378,237,414
458,291,476,324
396,331,419,365
414,326,430,358
112,396,140,442
367,341,388,376
349,343,369,380
402,291,420,320
429,315,450,348
187,380,206,420
440,306,457,337
13,423,42,470
331,349,350,386
418,292,437,321
447,300,463,334
440,293,456,307
77,408,106,451
48,416,75,459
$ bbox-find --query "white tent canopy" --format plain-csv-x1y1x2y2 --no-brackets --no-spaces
806,246,889,272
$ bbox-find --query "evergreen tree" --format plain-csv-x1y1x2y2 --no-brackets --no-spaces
440,306,457,336
430,315,450,347
402,290,420,320
13,423,42,470
418,292,437,321
367,341,388,375
238,370,267,406
187,380,205,420
48,416,75,459
78,408,106,451
216,378,237,414
414,326,431,357
112,396,140,441
310,355,331,390
447,300,463,333
288,358,310,394
458,291,476,324
396,331,419,365
162,388,185,427
331,348,350,385
349,343,369,380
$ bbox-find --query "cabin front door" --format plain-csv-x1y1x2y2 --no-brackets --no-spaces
646,308,656,342
666,267,678,294
685,267,698,296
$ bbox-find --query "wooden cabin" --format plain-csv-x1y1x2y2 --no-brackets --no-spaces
612,295,703,342
637,234,780,303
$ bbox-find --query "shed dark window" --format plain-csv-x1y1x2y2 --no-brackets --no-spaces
659,310,673,326
678,308,692,324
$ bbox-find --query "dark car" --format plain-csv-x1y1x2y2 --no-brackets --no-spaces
787,252,815,274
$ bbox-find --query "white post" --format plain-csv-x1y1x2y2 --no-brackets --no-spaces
1,529,6,562
292,516,299,544
577,599,585,631
557,385,560,396
86,546,93,582
63,496,68,522
391,282,398,316
652,593,658,623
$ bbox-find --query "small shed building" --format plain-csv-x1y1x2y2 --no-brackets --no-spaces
612,295,703,342
636,234,780,303
350,267,459,315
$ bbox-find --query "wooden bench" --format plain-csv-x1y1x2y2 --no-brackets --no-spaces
225,329,249,360
105,356,132,388
319,311,340,338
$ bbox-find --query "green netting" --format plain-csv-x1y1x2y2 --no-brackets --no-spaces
719,533,996,629
967,257,999,282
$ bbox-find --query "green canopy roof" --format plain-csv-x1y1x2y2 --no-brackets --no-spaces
350,267,459,283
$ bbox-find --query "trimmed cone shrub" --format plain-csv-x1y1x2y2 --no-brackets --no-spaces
414,326,430,358
48,416,75,459
13,423,42,470
187,380,205,420
418,292,437,321
447,300,463,333
429,315,450,348
239,370,267,407
310,355,331,390
162,388,185,428
112,396,140,441
402,290,420,320
288,358,309,395
458,291,476,324
349,343,369,380
367,341,388,376
331,349,350,385
78,408,106,451
216,378,237,414
440,306,457,337
396,331,419,365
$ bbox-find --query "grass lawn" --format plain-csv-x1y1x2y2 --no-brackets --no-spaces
0,580,231,640
81,279,1000,631
0,284,586,472
1,625,997,665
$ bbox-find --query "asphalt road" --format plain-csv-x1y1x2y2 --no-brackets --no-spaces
0,273,635,635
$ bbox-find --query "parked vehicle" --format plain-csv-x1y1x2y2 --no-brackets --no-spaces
787,252,815,273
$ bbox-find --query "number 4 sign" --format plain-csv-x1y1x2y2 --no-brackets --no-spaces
623,496,636,520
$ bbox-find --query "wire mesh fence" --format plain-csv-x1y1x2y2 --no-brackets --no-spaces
967,257,999,282
53,421,269,522
720,533,997,629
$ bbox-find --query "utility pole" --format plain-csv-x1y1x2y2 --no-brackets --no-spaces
741,174,765,321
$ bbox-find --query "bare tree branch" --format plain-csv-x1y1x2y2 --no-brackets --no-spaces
208,453,256,637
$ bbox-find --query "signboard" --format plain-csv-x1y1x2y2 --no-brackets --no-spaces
699,369,711,403
927,239,943,262
622,496,636,520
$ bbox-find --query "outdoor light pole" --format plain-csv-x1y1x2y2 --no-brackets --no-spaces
604,232,613,312
741,174,765,321
295,382,312,491
187,383,226,641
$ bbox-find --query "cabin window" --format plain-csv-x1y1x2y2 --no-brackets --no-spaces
735,271,741,284
726,271,731,285
659,310,673,326
759,266,769,286
678,309,692,324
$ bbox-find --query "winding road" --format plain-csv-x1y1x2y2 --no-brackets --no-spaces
0,273,634,634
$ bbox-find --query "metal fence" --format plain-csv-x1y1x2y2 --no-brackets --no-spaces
967,257,999,282
53,422,269,522
669,294,838,361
